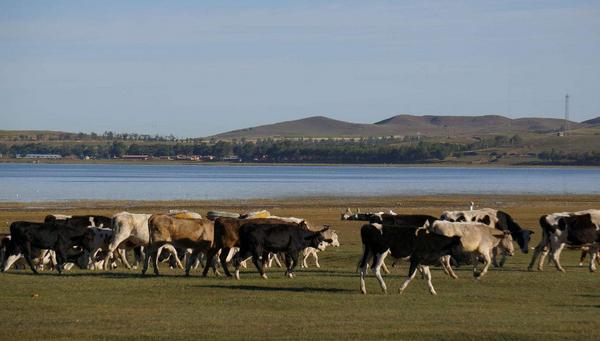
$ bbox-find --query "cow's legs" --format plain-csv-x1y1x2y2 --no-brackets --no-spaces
251,249,267,279
141,244,154,275
313,250,320,268
528,233,548,271
476,250,492,279
588,246,598,272
201,248,219,277
398,260,419,294
579,250,588,267
301,250,310,268
550,243,566,272
440,255,458,279
185,248,201,276
22,243,39,275
381,254,390,274
233,249,252,280
359,245,371,294
372,252,388,293
491,247,499,267
422,266,437,295
218,247,233,277
285,252,299,278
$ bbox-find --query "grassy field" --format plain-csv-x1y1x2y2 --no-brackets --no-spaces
0,195,599,340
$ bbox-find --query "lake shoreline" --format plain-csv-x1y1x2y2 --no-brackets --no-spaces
1,159,600,169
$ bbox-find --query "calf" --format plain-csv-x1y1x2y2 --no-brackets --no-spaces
233,222,331,279
427,220,514,279
301,229,340,268
358,223,461,295
143,214,215,276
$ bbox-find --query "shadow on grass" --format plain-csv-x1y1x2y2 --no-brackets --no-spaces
195,284,353,293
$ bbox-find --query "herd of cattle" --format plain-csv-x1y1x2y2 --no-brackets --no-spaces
0,206,598,295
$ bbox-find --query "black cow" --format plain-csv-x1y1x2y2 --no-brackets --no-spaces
359,223,461,295
233,222,332,279
372,213,437,226
4,220,89,274
45,215,112,229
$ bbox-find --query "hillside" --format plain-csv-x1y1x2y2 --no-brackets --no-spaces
210,114,585,140
582,116,600,125
209,116,397,139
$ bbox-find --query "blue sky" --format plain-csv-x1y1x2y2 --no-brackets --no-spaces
1,0,599,137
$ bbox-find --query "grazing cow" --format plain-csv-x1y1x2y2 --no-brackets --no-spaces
233,222,332,279
441,208,534,267
358,223,461,295
528,209,600,271
143,214,215,276
426,220,514,279
301,229,340,268
3,220,88,274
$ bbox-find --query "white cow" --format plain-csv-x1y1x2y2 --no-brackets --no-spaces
107,212,181,270
427,220,514,278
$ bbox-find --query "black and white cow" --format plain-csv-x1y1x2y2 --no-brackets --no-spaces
233,221,332,279
358,223,461,295
3,219,89,274
528,210,600,272
528,209,600,272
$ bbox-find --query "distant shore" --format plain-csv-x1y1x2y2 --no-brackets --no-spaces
1,158,599,168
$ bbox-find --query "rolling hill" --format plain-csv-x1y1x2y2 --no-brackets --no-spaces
209,114,586,140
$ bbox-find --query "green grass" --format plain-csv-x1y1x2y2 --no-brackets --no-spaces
1,246,598,340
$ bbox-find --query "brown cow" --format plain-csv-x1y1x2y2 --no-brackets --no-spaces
142,214,215,276
203,217,309,277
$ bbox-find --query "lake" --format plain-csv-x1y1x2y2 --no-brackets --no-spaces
0,163,599,202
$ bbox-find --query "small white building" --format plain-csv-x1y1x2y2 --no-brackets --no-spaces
23,154,62,159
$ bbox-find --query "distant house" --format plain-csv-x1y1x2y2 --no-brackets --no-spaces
121,154,150,160
22,154,62,159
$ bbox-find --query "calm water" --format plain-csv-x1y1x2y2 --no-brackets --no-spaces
0,163,598,202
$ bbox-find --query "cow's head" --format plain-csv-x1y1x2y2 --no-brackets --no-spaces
495,231,514,256
513,229,535,253
316,228,339,249
305,226,332,250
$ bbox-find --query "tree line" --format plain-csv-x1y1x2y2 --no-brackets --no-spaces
1,139,466,164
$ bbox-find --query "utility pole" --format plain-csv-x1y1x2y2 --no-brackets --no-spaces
564,94,570,136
